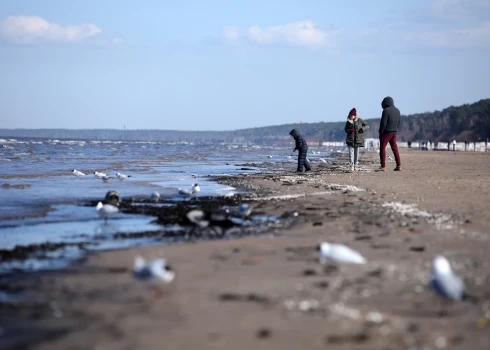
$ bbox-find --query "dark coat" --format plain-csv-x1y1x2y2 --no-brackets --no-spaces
379,96,401,134
345,116,369,147
290,129,308,151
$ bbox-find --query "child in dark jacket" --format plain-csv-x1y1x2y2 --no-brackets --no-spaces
290,129,311,172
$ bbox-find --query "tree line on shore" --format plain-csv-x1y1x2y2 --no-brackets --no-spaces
1,99,488,144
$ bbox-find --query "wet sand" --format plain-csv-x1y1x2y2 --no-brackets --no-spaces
2,149,490,350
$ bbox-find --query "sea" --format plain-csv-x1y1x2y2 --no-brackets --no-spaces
0,137,336,274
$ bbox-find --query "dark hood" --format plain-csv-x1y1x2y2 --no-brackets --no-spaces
289,129,300,138
381,96,394,109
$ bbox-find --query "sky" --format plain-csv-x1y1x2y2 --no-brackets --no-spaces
0,0,489,131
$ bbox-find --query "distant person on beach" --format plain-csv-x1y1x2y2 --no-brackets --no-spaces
344,108,369,172
378,96,401,171
290,129,311,172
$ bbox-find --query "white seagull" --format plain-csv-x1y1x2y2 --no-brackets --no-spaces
430,255,465,301
116,172,132,181
96,201,119,222
319,158,327,163
191,183,200,194
238,203,252,219
133,256,175,299
186,209,210,229
178,188,192,200
150,191,161,202
317,242,367,264
267,155,273,159
178,183,200,200
72,169,86,177
101,175,115,183
94,171,108,179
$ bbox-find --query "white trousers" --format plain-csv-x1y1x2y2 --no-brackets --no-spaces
348,146,360,165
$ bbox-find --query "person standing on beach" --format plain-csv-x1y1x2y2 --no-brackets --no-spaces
345,108,369,172
379,96,401,171
290,129,311,172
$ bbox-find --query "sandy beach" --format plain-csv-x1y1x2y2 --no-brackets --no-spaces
2,148,490,350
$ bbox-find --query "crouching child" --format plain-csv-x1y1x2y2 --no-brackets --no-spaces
290,129,311,172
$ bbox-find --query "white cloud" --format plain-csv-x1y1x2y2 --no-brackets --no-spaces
222,21,338,49
0,15,103,45
222,25,241,45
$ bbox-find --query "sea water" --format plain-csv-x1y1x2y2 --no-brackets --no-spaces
0,138,331,273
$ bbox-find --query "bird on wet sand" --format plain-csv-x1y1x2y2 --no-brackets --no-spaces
316,242,367,265
186,209,236,236
132,256,175,299
116,172,132,181
430,255,465,301
72,169,86,177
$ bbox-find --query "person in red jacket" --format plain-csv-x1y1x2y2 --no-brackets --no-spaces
378,96,401,171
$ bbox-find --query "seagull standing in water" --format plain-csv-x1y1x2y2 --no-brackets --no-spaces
316,242,367,265
178,183,200,201
430,255,465,301
191,183,200,195
116,172,132,181
96,201,119,222
94,171,108,179
133,256,175,299
72,169,86,177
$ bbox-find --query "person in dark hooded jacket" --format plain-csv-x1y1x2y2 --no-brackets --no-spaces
379,96,401,171
290,129,311,172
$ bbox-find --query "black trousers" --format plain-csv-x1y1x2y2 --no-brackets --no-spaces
297,150,311,172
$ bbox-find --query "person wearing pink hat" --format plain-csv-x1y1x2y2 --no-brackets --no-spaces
344,108,369,172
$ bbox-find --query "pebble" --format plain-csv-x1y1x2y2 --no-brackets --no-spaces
435,336,447,348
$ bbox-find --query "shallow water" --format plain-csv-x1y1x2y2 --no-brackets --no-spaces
0,138,333,274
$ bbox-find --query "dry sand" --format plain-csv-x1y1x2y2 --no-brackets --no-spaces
2,149,490,350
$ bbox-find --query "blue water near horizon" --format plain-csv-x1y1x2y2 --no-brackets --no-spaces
0,137,336,274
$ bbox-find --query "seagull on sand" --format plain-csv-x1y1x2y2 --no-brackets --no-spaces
186,209,236,236
72,169,86,177
96,201,119,222
430,255,465,301
116,172,132,181
316,242,367,265
132,256,175,299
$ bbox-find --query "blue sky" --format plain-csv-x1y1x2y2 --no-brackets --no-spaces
1,0,489,130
